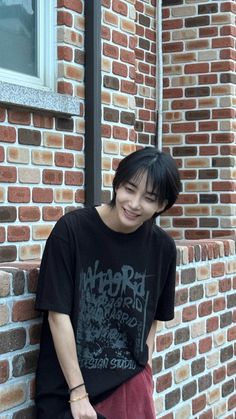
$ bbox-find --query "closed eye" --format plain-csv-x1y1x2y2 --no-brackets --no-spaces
125,186,135,193
145,196,156,202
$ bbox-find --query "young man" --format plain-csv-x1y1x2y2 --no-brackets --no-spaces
35,147,181,419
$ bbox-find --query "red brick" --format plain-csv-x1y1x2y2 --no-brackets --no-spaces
57,0,82,13
213,366,226,384
199,121,218,131
43,169,63,185
220,194,236,204
64,135,83,151
211,262,225,277
183,306,197,322
43,207,63,221
164,88,183,99
19,206,41,222
112,62,128,77
213,297,226,312
58,46,73,61
172,122,196,133
199,74,218,84
198,301,213,317
206,316,219,332
7,226,30,242
199,337,212,354
102,25,111,40
182,343,197,360
0,359,9,383
192,394,206,415
121,80,137,95
213,109,235,119
0,227,5,243
213,181,234,191
75,189,85,203
0,166,17,183
177,194,198,204
0,107,6,121
103,43,119,59
120,49,135,65
163,19,183,30
12,299,39,321
156,372,172,392
156,333,173,351
55,152,74,168
185,63,209,74
227,326,236,342
57,10,73,26
8,187,30,203
33,114,54,128
32,188,53,203
199,146,218,155
212,37,235,48
113,126,128,140
58,81,73,95
8,109,31,125
228,394,236,411
163,42,183,53
172,99,196,110
112,0,127,15
102,124,112,138
65,171,83,186
199,409,213,419
0,126,16,143
0,146,4,161
112,30,127,47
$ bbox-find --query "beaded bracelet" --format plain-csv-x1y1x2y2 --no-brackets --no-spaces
69,383,85,394
69,392,88,403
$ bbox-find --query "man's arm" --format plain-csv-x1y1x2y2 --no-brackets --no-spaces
48,311,97,419
146,320,157,367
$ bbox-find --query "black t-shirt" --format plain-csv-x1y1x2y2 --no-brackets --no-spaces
35,207,176,404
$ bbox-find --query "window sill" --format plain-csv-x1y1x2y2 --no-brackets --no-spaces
0,81,81,116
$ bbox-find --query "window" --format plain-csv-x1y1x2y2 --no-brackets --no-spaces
0,0,55,90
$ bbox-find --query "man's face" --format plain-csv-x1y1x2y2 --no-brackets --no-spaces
112,172,166,233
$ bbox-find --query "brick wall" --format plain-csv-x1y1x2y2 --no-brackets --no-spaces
160,0,236,240
0,1,235,262
0,238,235,418
0,1,85,264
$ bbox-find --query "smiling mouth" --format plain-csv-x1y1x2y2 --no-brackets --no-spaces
123,208,140,220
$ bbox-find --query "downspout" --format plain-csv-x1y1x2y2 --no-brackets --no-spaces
84,1,102,206
155,0,163,151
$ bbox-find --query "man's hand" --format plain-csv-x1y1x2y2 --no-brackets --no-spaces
70,396,97,419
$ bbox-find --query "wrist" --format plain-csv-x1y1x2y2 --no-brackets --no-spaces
69,392,89,403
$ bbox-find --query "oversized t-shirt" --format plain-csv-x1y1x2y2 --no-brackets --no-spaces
35,207,176,404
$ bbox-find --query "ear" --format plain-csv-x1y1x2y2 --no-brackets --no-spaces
158,199,168,213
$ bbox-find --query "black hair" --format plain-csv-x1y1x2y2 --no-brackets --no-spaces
110,147,181,217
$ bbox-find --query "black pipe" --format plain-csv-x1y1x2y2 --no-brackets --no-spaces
84,1,102,206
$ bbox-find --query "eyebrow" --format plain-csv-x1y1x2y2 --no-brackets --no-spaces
127,181,157,197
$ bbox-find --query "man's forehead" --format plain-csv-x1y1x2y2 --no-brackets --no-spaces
128,174,157,195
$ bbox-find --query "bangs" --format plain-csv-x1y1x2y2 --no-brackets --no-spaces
110,147,181,214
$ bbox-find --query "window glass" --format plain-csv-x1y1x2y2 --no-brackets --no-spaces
0,0,37,77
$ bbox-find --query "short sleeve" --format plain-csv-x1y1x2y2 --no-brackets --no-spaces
155,244,177,321
35,219,75,315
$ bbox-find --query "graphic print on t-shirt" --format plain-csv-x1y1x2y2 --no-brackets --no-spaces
76,260,151,371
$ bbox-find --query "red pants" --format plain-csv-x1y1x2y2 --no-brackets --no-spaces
94,364,155,419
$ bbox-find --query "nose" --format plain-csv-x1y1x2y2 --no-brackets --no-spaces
129,193,141,209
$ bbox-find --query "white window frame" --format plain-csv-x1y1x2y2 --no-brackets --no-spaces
0,1,56,91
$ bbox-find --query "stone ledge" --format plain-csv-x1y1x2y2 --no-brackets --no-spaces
0,238,235,272
0,81,81,116
176,237,236,265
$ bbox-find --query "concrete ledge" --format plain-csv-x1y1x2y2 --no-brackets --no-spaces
0,81,82,116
